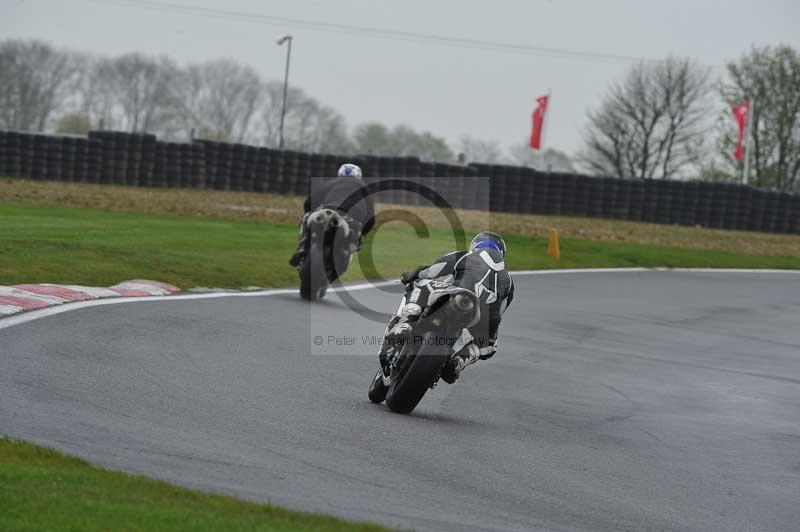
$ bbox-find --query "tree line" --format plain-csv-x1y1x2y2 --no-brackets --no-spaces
581,47,800,192
0,38,575,172
0,40,352,153
1,39,797,191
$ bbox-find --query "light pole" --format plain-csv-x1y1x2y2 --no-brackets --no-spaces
276,35,293,150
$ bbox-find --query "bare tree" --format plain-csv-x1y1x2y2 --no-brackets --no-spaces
580,57,712,179
85,53,183,135
719,45,800,192
70,53,112,131
351,122,392,155
459,136,504,164
289,105,352,154
0,39,81,131
259,82,352,153
181,58,263,143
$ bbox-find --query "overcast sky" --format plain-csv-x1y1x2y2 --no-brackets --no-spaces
3,0,799,156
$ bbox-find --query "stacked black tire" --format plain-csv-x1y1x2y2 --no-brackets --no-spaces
1,129,799,234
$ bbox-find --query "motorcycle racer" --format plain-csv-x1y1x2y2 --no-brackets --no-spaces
379,231,514,383
290,163,375,267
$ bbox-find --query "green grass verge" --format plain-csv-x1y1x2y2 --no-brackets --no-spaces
0,438,390,532
2,202,799,289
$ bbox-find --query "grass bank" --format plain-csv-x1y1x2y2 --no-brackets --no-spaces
3,178,800,257
2,201,799,289
0,438,389,532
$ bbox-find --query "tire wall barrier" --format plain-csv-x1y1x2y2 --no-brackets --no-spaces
1,129,798,234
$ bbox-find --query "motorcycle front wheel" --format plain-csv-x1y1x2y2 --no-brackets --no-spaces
368,369,388,404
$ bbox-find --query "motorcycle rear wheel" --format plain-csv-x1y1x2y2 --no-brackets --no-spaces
300,241,327,301
385,332,450,414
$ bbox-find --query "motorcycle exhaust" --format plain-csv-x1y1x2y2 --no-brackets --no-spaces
308,209,351,239
453,293,476,312
448,290,481,328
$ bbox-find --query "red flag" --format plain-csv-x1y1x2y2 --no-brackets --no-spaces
529,95,549,150
732,101,750,161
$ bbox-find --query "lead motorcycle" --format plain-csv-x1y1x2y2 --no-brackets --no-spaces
299,208,359,301
368,282,481,414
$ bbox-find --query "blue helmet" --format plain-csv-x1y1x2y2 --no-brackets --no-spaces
337,163,363,179
470,231,506,257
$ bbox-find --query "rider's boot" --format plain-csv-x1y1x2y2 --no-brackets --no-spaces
441,344,480,384
289,214,310,267
289,238,306,267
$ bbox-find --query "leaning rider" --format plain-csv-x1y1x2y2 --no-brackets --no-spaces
380,231,514,383
289,163,376,267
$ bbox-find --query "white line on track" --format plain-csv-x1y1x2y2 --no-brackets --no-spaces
1,268,798,331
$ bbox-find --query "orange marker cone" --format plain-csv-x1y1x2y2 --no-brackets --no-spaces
547,228,560,260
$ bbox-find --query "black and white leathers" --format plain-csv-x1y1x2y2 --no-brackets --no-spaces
304,175,375,236
401,247,514,355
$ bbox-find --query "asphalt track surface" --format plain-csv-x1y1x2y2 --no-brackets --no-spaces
2,270,800,532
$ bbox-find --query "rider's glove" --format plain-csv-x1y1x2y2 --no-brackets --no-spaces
400,265,426,285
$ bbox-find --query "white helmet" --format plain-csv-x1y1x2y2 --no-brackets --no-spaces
337,163,363,179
